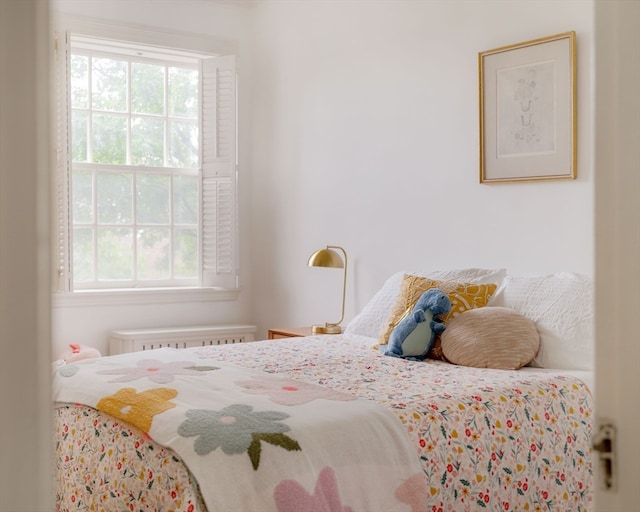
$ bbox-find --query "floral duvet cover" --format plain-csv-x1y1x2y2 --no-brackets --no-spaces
54,334,593,512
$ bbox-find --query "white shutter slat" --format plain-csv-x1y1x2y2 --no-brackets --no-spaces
201,55,237,289
54,31,71,292
202,178,235,286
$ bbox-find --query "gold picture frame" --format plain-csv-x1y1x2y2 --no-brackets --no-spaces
479,31,577,183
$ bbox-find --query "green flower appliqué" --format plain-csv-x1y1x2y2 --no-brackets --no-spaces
178,404,301,470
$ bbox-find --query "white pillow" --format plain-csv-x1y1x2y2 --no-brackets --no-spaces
501,272,594,370
345,268,507,339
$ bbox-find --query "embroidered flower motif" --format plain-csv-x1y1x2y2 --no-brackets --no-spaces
236,375,357,406
96,387,177,433
178,404,301,469
274,466,353,512
97,359,218,384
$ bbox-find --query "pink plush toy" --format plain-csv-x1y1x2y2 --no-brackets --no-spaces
60,343,102,363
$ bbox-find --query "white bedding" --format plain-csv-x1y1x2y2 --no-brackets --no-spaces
54,345,426,512
519,367,594,394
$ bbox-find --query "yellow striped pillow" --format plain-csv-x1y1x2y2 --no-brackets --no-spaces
377,274,498,360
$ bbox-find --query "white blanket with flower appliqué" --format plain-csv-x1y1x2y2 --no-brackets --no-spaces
53,347,426,512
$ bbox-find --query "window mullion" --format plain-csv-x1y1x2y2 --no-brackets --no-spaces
164,64,169,167
132,168,138,286
127,60,137,286
126,60,132,166
91,169,98,287
87,55,93,163
165,64,174,281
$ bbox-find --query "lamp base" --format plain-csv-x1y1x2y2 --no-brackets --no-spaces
312,324,342,334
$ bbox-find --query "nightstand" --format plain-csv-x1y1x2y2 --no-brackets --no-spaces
267,327,314,339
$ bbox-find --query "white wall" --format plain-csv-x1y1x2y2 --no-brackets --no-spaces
50,0,595,349
51,0,256,357
248,0,595,338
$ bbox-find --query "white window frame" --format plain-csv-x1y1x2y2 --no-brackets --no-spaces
52,16,239,306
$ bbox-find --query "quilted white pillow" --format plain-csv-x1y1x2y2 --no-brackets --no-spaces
345,268,506,339
501,272,594,370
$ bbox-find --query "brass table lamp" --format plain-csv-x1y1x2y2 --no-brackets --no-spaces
307,245,347,334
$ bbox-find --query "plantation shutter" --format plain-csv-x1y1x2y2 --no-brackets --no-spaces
53,31,71,292
201,55,238,289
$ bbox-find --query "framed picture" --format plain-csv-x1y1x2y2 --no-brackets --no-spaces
479,31,576,183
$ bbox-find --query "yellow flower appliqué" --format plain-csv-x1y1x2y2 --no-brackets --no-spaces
96,387,177,433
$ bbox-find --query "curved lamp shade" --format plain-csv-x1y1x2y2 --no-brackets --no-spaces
307,245,347,334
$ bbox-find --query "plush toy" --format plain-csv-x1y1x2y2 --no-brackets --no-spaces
384,288,451,361
60,343,102,363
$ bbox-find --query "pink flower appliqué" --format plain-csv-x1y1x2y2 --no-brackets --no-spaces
236,375,356,406
274,467,353,512
394,472,429,512
98,359,216,384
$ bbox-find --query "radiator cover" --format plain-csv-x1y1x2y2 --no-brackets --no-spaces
108,324,257,355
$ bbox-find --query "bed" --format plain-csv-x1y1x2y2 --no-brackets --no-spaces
53,268,595,512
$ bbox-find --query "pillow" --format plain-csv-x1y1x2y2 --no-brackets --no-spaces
501,272,594,370
377,274,499,359
345,268,506,339
440,307,540,369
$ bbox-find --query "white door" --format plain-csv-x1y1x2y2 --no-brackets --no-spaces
0,0,53,510
594,0,640,510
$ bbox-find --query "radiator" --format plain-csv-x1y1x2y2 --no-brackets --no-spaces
108,324,257,355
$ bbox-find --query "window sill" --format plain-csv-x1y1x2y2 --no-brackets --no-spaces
52,286,239,308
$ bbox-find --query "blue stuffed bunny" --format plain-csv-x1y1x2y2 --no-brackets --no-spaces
384,288,452,361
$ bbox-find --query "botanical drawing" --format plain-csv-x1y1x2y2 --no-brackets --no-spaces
496,60,556,157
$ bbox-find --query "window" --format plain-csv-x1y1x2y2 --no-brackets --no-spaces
54,22,238,296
